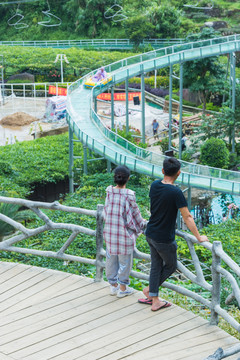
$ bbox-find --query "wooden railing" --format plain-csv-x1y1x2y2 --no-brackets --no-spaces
0,195,240,358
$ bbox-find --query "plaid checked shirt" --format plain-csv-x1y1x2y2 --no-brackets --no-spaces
103,185,145,255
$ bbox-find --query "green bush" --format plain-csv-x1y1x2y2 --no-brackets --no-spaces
0,133,72,197
181,149,195,162
0,133,111,198
0,46,137,81
158,137,176,154
6,79,33,84
0,161,14,175
164,94,196,107
198,102,221,112
228,153,239,169
235,142,240,156
200,137,230,169
126,76,169,89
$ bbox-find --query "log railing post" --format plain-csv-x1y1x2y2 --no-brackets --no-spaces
210,241,222,325
95,204,104,282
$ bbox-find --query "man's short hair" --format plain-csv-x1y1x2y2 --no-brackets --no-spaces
163,157,181,176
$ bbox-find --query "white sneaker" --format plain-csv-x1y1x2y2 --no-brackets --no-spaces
110,284,119,296
117,286,134,298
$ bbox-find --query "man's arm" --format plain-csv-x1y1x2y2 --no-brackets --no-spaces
180,207,209,243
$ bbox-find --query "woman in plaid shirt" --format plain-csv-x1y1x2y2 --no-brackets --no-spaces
103,166,146,298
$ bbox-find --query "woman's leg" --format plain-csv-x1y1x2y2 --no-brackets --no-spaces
117,253,133,290
105,249,119,285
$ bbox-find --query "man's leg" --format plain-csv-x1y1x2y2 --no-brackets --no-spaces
143,238,177,310
155,241,177,285
142,237,164,302
148,239,164,296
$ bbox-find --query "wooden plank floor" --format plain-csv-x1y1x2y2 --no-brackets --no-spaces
0,261,239,360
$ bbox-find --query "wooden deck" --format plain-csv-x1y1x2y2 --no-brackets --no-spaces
0,261,239,360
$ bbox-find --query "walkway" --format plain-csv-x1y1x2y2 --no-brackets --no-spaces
0,261,239,360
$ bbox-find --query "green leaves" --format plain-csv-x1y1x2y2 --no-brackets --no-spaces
0,133,72,197
200,137,230,169
0,45,136,81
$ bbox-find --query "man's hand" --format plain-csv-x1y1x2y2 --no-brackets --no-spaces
198,235,209,243
180,207,209,243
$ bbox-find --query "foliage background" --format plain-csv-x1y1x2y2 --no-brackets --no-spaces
0,0,239,41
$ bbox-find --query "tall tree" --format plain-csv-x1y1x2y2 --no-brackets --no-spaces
183,28,226,113
123,15,154,46
64,0,123,37
147,4,182,38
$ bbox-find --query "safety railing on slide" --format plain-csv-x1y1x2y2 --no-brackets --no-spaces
68,34,240,99
67,34,240,193
67,106,240,195
68,34,240,93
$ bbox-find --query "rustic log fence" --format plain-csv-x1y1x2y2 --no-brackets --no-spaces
0,196,240,359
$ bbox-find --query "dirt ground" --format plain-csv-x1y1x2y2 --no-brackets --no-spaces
0,112,38,126
0,97,62,146
97,100,169,138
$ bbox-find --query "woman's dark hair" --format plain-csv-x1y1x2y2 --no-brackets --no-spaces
113,166,130,186
163,157,181,176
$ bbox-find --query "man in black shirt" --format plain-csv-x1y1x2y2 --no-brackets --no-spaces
140,157,209,311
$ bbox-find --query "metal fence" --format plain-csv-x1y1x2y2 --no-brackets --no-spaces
0,38,184,50
0,82,71,99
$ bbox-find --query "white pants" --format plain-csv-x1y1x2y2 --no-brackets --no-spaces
106,249,133,286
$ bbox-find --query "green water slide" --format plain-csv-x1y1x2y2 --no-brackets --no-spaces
67,35,240,195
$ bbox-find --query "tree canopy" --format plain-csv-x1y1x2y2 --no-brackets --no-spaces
183,28,226,113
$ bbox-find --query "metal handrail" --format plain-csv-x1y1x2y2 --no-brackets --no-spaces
0,38,184,49
0,82,71,98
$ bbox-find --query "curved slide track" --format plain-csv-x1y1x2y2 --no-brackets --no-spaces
67,35,240,195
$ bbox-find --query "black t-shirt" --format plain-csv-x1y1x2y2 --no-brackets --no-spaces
146,180,187,244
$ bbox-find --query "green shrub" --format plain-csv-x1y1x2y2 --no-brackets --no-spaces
0,133,72,197
164,94,196,107
198,102,221,112
0,46,137,81
228,153,239,169
158,137,176,154
0,162,14,175
182,149,195,162
235,142,240,156
144,76,169,88
116,76,169,89
200,137,230,169
6,79,33,84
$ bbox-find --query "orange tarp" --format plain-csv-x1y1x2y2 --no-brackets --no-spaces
49,85,67,96
97,92,141,101
48,86,141,101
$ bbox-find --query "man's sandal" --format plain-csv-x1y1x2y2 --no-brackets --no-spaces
138,298,152,305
